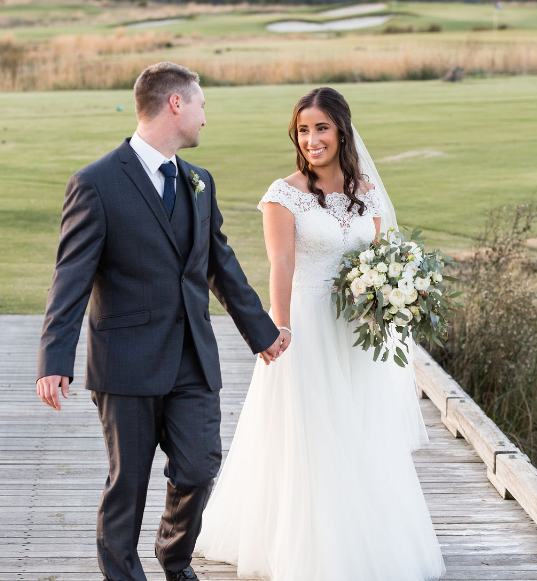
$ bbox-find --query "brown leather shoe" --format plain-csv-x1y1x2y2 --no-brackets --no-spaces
164,566,199,581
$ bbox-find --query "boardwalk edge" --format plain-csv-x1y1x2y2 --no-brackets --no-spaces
414,345,537,524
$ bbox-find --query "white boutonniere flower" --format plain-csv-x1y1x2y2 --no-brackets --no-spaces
189,169,205,201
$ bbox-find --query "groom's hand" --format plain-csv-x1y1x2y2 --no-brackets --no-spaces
259,333,283,365
37,375,70,411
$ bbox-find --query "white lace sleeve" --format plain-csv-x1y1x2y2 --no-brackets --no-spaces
360,188,387,218
257,179,296,214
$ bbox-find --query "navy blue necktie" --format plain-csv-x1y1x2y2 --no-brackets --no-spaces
159,162,176,217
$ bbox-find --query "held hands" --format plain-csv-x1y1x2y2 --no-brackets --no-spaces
37,375,70,411
258,328,292,365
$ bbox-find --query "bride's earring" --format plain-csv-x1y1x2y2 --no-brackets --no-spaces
341,138,344,143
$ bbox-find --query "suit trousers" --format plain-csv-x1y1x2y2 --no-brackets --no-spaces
91,323,222,581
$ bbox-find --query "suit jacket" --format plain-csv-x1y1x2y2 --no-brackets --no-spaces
37,138,279,395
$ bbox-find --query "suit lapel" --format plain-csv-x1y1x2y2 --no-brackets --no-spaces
176,156,200,273
118,139,182,262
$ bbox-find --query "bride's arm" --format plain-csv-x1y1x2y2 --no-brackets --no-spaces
262,202,295,355
374,217,381,238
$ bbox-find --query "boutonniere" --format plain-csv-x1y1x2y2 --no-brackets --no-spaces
189,170,205,202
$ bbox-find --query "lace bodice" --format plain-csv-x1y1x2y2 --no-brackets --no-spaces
258,179,387,293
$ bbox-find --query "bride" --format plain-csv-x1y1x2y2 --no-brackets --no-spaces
196,87,446,581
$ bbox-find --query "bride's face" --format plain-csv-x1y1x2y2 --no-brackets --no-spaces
297,106,340,169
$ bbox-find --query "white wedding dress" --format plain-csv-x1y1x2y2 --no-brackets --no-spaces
196,179,446,581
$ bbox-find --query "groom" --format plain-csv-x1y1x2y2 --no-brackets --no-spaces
36,62,282,581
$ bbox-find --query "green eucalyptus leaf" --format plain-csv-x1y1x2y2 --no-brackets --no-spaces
393,355,406,368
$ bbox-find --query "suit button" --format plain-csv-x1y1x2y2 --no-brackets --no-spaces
181,275,186,283
176,316,184,323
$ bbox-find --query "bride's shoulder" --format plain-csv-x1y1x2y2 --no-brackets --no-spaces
258,173,307,214
356,181,376,196
356,181,386,217
281,172,309,193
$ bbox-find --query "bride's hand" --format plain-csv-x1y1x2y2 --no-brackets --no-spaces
278,329,291,355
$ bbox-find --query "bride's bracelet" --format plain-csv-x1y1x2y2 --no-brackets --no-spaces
277,326,292,336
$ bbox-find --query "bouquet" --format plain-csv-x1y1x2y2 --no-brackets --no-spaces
330,227,463,367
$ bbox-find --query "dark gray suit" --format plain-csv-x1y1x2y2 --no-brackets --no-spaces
37,138,279,580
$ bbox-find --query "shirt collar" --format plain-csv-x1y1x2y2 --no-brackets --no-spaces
130,131,178,175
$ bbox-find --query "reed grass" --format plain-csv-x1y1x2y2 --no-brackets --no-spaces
433,204,537,466
1,31,537,91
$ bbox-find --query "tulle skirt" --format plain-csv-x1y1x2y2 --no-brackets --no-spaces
196,289,446,581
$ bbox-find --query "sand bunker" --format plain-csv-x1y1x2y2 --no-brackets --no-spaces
379,150,444,163
126,18,184,28
319,3,388,18
266,15,392,33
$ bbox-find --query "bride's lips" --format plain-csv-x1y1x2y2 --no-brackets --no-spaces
307,147,326,158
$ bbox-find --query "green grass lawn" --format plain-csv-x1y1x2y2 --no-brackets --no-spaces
1,76,536,313
4,1,537,40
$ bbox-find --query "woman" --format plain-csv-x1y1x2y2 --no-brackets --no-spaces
196,87,446,581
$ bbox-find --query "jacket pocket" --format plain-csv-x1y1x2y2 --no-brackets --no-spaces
97,311,150,331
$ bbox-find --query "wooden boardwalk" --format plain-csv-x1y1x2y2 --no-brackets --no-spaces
1,314,537,581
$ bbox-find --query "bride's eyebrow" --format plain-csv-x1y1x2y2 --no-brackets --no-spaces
298,122,331,128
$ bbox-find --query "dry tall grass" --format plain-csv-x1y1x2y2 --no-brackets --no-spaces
433,204,537,466
1,32,537,91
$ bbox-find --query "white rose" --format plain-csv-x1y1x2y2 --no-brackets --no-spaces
410,305,421,321
359,251,369,263
432,272,443,283
403,262,419,278
376,262,388,273
414,277,431,291
388,305,399,314
374,273,387,288
350,277,367,297
365,249,375,261
360,270,378,287
388,288,406,310
412,251,423,265
380,284,392,304
388,262,403,278
359,263,371,274
404,288,418,304
346,267,360,281
398,278,415,296
394,307,413,326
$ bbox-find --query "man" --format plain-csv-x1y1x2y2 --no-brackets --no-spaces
36,62,282,581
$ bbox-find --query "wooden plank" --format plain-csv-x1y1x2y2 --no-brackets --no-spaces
496,453,537,524
2,315,537,580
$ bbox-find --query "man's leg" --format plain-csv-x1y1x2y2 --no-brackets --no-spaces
92,391,163,581
155,335,222,574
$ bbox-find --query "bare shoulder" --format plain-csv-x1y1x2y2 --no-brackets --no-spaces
282,171,308,193
357,180,376,195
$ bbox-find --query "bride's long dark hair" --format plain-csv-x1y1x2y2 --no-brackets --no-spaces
289,87,366,214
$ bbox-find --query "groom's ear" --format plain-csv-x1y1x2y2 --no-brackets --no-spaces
169,93,183,116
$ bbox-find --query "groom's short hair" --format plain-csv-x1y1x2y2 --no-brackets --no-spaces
134,62,200,120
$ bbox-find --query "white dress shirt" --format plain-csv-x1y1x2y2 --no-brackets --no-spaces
129,131,177,198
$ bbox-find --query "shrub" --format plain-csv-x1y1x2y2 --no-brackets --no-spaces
432,203,537,465
383,24,414,34
420,24,442,33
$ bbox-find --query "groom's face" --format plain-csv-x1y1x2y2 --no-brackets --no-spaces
177,83,206,148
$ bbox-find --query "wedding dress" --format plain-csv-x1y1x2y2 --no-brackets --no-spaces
196,178,446,581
